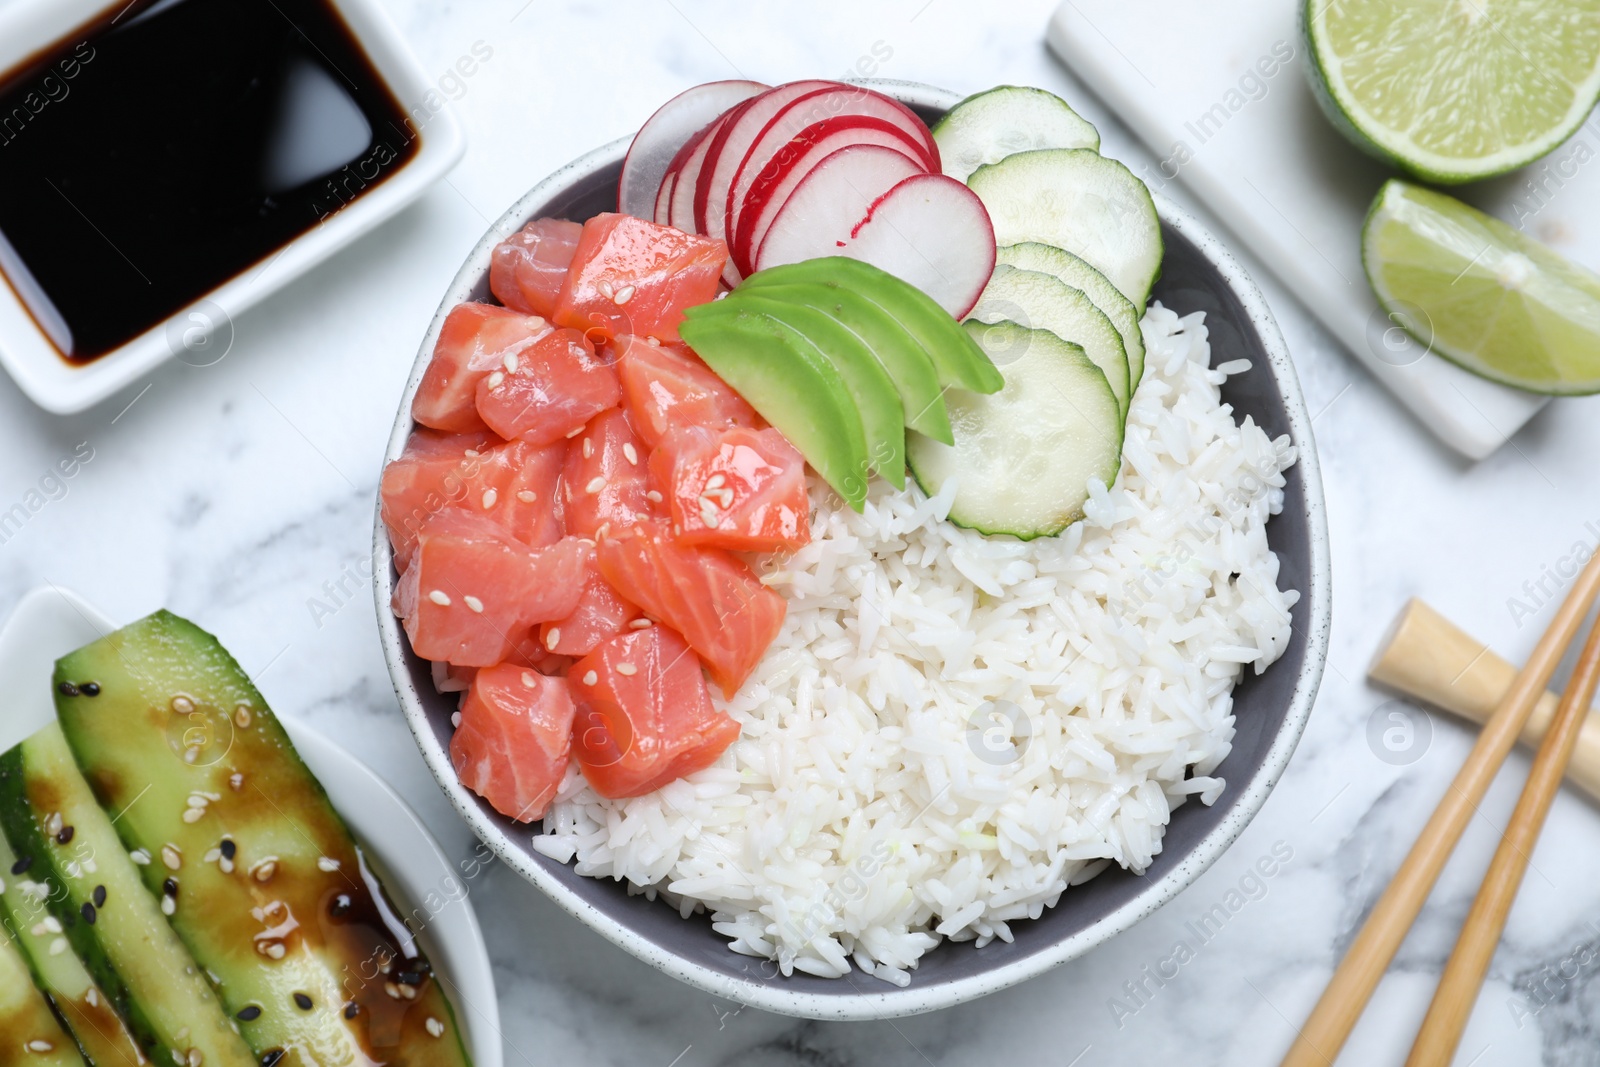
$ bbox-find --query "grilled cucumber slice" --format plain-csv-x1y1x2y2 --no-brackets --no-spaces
907,320,1123,539
933,85,1100,183
0,723,254,1067
50,611,473,1067
0,923,82,1067
996,242,1147,391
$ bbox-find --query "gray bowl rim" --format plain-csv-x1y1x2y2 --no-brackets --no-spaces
373,79,1332,1021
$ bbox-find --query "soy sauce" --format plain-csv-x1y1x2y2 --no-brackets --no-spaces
0,0,422,363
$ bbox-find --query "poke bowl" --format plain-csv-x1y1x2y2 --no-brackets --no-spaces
374,79,1331,1019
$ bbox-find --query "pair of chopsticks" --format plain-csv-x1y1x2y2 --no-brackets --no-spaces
1281,551,1600,1067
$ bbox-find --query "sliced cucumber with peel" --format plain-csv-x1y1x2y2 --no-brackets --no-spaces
907,321,1123,539
968,148,1162,308
933,86,1100,183
997,241,1146,391
968,263,1130,418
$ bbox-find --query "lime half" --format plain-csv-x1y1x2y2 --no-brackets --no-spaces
1363,179,1600,394
1305,0,1600,183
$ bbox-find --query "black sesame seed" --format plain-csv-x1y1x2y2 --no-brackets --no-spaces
220,839,236,860
163,877,178,897
260,1050,285,1067
292,993,313,1011
236,1006,261,1022
10,855,32,875
80,682,100,697
413,959,433,977
57,682,79,697
81,902,96,925
328,894,351,919
396,971,423,987
56,826,74,845
342,1003,359,1020
93,885,106,908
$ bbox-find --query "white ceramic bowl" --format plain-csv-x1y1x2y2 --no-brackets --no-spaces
0,586,502,1067
374,80,1332,1020
0,0,464,414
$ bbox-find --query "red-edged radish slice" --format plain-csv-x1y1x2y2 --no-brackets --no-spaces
753,143,923,268
693,81,837,244
668,113,733,232
733,116,927,274
619,80,767,219
844,174,998,318
653,168,676,225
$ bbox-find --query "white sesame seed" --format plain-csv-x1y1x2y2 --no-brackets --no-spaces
234,706,252,728
613,284,635,306
45,813,63,837
82,858,95,875
130,848,151,865
646,490,663,503
162,846,182,870
43,918,61,935
463,596,484,613
622,443,638,465
545,628,561,650
464,449,481,458
451,711,462,728
521,671,538,688
585,476,606,494
171,696,195,714
428,589,452,607
517,490,537,503
399,985,417,1001
317,857,341,873
717,488,735,508
266,943,286,960
503,352,519,373
615,663,637,676
27,1041,53,1053
566,425,585,438
426,1018,445,1038
582,438,593,458
49,937,68,956
161,896,176,916
187,794,208,808
582,671,598,686
251,859,277,883
184,747,199,764
189,1049,203,1067
385,983,401,1000
204,848,221,864
229,774,243,791
481,489,498,509
182,808,205,824
29,922,45,936
597,279,614,300
700,501,722,529
486,371,505,390
705,474,726,491
645,336,661,346
220,857,234,874
86,989,98,1008
629,619,653,629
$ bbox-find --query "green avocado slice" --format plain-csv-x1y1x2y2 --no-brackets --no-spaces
741,257,1005,395
736,281,954,445
50,611,474,1067
699,293,906,489
681,306,872,510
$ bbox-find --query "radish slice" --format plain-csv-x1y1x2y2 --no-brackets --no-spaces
733,116,927,274
618,80,767,220
668,113,732,233
653,168,675,225
753,144,924,270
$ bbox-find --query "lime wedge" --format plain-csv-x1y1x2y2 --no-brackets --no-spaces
1304,0,1600,183
1363,179,1600,394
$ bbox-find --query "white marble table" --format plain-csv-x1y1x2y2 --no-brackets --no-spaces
3,1,1600,1064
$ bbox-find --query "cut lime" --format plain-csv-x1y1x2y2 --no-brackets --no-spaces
1304,0,1600,183
1363,179,1600,394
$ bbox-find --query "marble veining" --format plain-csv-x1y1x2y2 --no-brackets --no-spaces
1,0,1599,1063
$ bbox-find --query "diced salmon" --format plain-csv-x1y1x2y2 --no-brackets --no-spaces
616,336,759,448
475,327,621,443
552,213,727,344
595,520,786,696
568,625,740,798
651,425,811,552
396,512,588,666
539,547,641,657
414,304,552,433
450,664,575,821
490,218,583,318
562,408,654,539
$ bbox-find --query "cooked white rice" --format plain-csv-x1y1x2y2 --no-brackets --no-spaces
526,303,1300,985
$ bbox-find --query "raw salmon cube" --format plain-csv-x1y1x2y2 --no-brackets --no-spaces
651,424,810,552
451,663,575,821
475,326,621,443
616,336,759,448
539,548,641,657
414,303,551,433
552,213,726,344
562,408,655,539
490,217,582,318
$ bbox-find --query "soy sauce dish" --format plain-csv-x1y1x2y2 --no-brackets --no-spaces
0,0,464,414
375,80,1331,1019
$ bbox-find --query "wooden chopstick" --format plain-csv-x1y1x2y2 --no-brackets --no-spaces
1403,612,1600,1066
1279,550,1600,1067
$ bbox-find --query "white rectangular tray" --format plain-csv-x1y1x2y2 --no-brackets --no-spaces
1048,0,1600,459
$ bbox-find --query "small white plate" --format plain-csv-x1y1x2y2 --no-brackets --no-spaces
0,586,502,1067
0,0,465,415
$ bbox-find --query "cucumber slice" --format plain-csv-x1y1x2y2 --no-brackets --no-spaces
0,723,256,1067
740,281,954,444
997,242,1146,391
694,294,907,488
0,831,144,1067
0,924,82,1067
51,611,474,1067
741,257,1004,394
907,320,1123,539
968,264,1130,418
933,85,1100,183
967,149,1162,308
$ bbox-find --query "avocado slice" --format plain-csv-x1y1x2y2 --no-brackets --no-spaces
0,829,146,1067
681,306,872,510
50,611,473,1067
734,281,955,445
742,257,1005,395
695,294,907,489
0,723,255,1067
0,924,82,1067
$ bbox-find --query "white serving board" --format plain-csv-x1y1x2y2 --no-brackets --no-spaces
1048,0,1600,460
